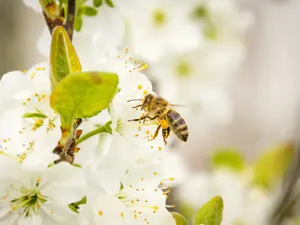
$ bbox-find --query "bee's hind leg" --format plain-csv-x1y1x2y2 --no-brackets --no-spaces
162,127,171,145
152,125,161,140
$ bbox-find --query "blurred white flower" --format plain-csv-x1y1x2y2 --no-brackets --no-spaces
190,0,253,42
177,170,274,225
0,155,85,225
151,50,236,125
23,0,41,13
119,0,203,62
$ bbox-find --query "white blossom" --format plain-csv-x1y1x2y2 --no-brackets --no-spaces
0,155,86,225
119,0,203,62
80,160,175,225
0,63,60,164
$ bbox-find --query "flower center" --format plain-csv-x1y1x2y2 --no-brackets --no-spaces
175,60,192,78
192,5,208,20
116,118,124,135
10,180,48,217
152,9,166,27
191,5,218,40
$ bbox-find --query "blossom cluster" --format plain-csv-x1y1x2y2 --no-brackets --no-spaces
0,54,178,224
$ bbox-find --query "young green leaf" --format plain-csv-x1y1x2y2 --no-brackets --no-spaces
50,72,118,127
172,212,189,225
252,142,294,189
68,204,79,213
194,196,224,225
105,0,114,7
81,6,98,16
23,112,48,119
212,148,245,172
93,0,103,7
50,26,82,88
74,15,83,32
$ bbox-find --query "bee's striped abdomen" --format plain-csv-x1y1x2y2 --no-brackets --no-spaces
166,110,188,142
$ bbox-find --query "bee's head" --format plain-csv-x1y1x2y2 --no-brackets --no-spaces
142,94,154,104
141,94,155,109
127,94,155,111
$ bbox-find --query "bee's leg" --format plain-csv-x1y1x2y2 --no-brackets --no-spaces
162,127,171,145
128,115,157,123
143,115,157,124
132,104,142,109
152,125,161,140
128,115,148,122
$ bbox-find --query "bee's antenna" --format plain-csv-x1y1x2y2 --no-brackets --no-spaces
127,99,142,102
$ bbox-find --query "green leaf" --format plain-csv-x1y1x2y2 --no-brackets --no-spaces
179,203,196,224
81,6,98,16
194,196,224,225
252,142,294,189
23,113,48,119
68,204,79,213
93,0,103,7
212,148,245,172
105,0,114,7
72,163,82,168
50,26,82,88
50,72,118,128
172,212,189,225
74,15,83,31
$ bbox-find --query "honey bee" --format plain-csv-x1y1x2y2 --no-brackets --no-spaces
128,94,188,145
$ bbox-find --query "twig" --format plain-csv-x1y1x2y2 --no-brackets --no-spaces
65,0,76,41
54,119,82,164
41,0,76,40
42,12,64,34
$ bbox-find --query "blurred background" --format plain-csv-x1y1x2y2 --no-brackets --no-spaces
2,0,300,224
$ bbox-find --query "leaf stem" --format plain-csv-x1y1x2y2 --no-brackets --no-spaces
76,122,112,145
